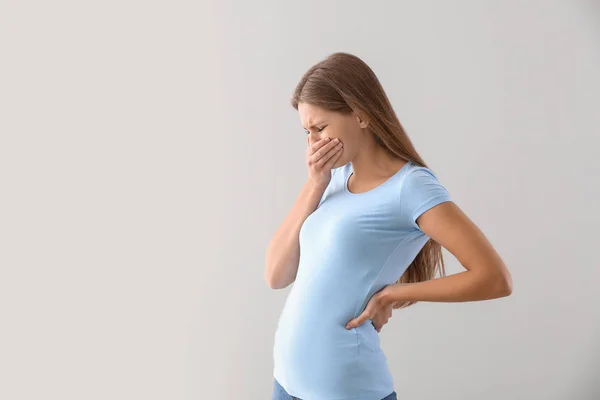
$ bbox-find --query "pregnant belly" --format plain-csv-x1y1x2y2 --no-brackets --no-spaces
274,316,391,398
274,280,383,360
275,319,360,385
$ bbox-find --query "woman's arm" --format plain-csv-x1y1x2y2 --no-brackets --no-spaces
381,201,513,304
346,201,512,330
264,180,326,289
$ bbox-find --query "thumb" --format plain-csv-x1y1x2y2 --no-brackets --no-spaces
346,312,368,330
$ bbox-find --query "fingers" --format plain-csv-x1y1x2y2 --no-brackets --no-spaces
310,138,339,159
373,321,381,332
316,141,343,169
323,144,344,170
373,316,390,332
310,139,342,168
308,137,333,154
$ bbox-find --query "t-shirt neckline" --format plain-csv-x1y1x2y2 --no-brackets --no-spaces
344,160,412,196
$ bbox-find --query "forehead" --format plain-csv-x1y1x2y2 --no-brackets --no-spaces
298,103,331,126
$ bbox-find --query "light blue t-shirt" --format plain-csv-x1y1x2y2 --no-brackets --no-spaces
272,160,452,400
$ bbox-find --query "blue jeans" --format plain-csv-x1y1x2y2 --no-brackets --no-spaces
272,377,397,400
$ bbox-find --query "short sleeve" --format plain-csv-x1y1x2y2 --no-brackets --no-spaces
400,167,452,232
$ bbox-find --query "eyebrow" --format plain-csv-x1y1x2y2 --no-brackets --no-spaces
302,121,325,130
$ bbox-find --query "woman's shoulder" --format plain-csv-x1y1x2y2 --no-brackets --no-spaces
402,161,440,178
394,161,452,230
397,162,449,194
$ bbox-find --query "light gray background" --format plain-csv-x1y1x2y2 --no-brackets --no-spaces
1,1,599,399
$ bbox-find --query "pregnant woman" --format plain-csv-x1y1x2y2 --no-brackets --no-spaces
265,52,513,400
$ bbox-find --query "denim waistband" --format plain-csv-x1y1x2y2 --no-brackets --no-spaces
272,377,397,400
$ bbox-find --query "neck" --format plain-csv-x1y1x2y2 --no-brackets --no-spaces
350,137,404,181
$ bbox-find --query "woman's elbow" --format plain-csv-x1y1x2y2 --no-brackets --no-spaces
494,270,513,298
265,271,281,289
264,266,292,290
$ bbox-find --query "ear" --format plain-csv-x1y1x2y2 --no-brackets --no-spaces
354,110,369,129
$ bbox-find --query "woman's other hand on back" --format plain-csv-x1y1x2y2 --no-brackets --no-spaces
345,288,394,333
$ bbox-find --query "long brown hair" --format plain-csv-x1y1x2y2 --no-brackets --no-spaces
291,52,446,309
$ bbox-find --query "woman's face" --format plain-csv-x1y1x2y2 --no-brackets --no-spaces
298,102,367,168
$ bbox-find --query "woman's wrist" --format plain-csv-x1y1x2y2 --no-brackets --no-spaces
380,283,403,305
306,178,328,193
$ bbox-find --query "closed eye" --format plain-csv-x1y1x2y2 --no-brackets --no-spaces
304,126,327,135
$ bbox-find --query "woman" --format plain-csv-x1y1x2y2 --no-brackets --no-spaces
265,52,513,400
